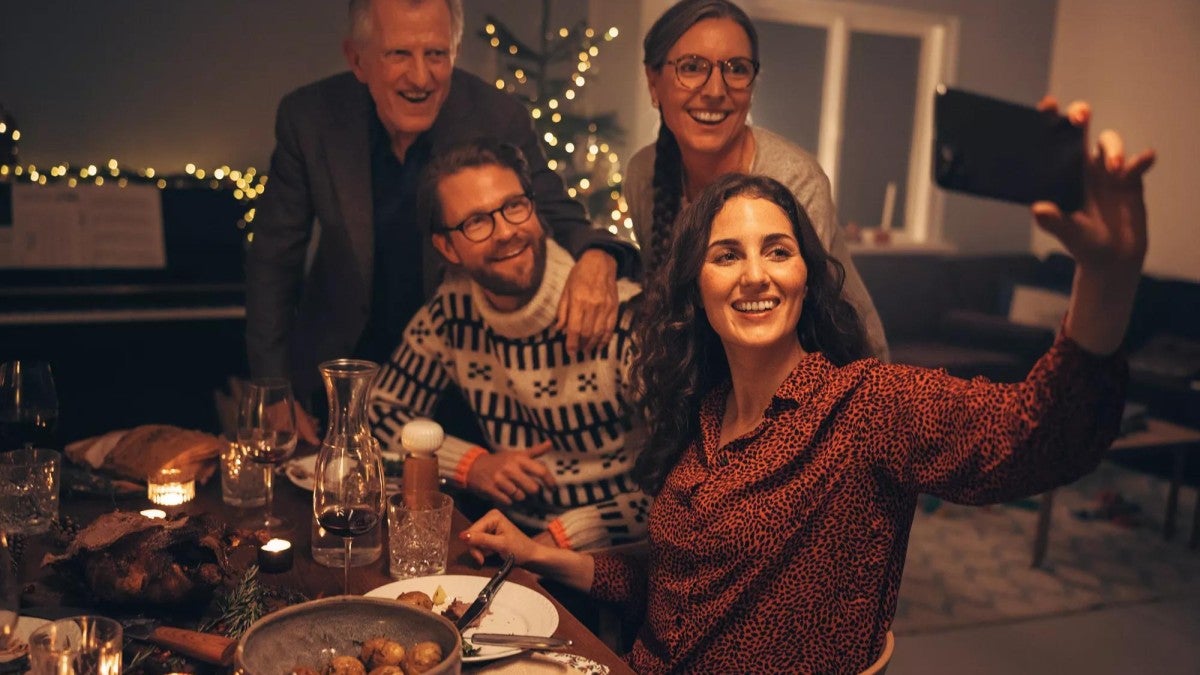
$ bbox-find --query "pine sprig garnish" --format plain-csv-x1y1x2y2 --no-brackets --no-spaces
200,565,309,639
201,565,269,638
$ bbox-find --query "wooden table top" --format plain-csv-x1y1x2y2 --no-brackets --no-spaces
25,462,634,675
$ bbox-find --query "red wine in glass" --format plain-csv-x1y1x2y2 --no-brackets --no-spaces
316,505,380,538
0,412,57,452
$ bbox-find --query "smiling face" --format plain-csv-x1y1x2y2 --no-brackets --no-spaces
431,164,547,311
698,195,808,358
646,17,754,161
344,0,455,159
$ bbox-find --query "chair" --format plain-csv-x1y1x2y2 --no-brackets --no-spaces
588,540,651,653
859,631,895,675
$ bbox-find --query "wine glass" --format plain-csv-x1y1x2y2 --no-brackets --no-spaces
313,436,383,595
0,361,59,451
237,378,299,533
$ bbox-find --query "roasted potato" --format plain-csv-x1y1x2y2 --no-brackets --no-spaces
361,637,405,669
395,590,434,611
406,641,443,674
326,655,366,675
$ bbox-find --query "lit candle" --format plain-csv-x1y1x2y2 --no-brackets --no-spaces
880,181,897,231
147,467,196,506
258,538,293,574
139,509,167,519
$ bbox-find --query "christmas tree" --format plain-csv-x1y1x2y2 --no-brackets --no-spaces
479,0,633,239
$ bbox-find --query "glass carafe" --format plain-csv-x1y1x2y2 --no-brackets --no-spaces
311,359,383,570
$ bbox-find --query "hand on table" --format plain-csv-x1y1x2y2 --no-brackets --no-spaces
460,509,546,566
466,440,556,506
462,510,596,592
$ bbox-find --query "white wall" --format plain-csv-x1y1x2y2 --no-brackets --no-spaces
1034,0,1200,282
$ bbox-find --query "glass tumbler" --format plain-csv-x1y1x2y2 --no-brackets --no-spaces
28,615,123,675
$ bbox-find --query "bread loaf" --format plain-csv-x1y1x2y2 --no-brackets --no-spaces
66,424,222,483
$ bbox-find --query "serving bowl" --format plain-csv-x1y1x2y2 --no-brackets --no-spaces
235,595,462,675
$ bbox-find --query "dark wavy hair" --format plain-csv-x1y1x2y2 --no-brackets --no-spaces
643,0,759,272
631,174,869,494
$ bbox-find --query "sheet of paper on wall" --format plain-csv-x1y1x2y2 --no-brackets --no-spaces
0,182,166,269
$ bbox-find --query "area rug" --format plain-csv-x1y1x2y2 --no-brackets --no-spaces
892,461,1200,635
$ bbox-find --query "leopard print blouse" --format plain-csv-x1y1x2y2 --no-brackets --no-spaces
592,333,1126,673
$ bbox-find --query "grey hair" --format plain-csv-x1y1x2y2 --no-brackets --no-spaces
643,0,758,68
348,0,465,54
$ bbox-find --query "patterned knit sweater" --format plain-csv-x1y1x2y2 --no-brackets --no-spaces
369,240,650,550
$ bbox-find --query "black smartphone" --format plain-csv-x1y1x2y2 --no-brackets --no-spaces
933,85,1085,212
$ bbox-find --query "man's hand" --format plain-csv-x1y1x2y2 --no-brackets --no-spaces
466,441,557,506
557,249,619,354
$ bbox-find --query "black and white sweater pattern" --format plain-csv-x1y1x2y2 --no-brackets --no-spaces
369,241,649,549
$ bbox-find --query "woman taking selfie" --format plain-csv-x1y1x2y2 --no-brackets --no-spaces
461,100,1154,673
625,0,889,359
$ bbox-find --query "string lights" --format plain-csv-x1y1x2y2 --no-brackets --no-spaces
0,141,265,237
480,7,634,240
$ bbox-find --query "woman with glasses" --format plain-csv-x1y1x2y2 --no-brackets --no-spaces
626,0,889,359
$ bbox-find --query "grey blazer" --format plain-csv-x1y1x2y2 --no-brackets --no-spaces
245,70,633,400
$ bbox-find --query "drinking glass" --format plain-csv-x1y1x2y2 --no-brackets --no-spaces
387,491,453,580
0,532,18,650
237,378,299,533
313,426,383,593
220,441,267,508
28,615,122,675
0,361,59,452
0,448,61,535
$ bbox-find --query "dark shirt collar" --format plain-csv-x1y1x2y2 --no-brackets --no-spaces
368,113,431,166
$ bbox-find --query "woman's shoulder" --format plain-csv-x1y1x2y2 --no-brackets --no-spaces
749,126,830,189
626,142,656,184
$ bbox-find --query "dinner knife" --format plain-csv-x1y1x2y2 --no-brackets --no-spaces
455,553,515,631
21,607,236,667
469,633,573,650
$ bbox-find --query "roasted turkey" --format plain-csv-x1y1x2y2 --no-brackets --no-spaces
44,511,237,605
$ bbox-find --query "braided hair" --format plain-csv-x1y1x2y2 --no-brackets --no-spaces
642,0,759,271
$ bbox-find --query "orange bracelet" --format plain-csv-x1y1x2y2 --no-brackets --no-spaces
547,519,571,549
452,446,488,487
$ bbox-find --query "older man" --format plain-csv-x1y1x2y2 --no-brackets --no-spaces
369,139,648,550
246,0,636,433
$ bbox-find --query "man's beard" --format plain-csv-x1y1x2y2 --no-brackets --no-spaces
474,229,548,304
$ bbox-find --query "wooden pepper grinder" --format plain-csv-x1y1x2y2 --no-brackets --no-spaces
400,418,442,500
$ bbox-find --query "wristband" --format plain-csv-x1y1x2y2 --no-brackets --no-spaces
547,518,571,549
453,446,488,487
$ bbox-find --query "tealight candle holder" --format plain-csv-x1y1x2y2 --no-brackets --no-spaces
147,467,195,507
139,509,167,519
258,538,294,573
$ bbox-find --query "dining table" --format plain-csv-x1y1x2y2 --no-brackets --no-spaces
16,454,636,675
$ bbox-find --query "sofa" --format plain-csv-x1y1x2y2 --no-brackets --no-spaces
855,250,1200,431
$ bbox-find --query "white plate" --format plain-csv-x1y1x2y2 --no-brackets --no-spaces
285,453,402,492
0,616,49,663
364,574,559,664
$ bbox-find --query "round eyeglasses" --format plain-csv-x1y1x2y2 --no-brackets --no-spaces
440,193,534,242
664,54,760,91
